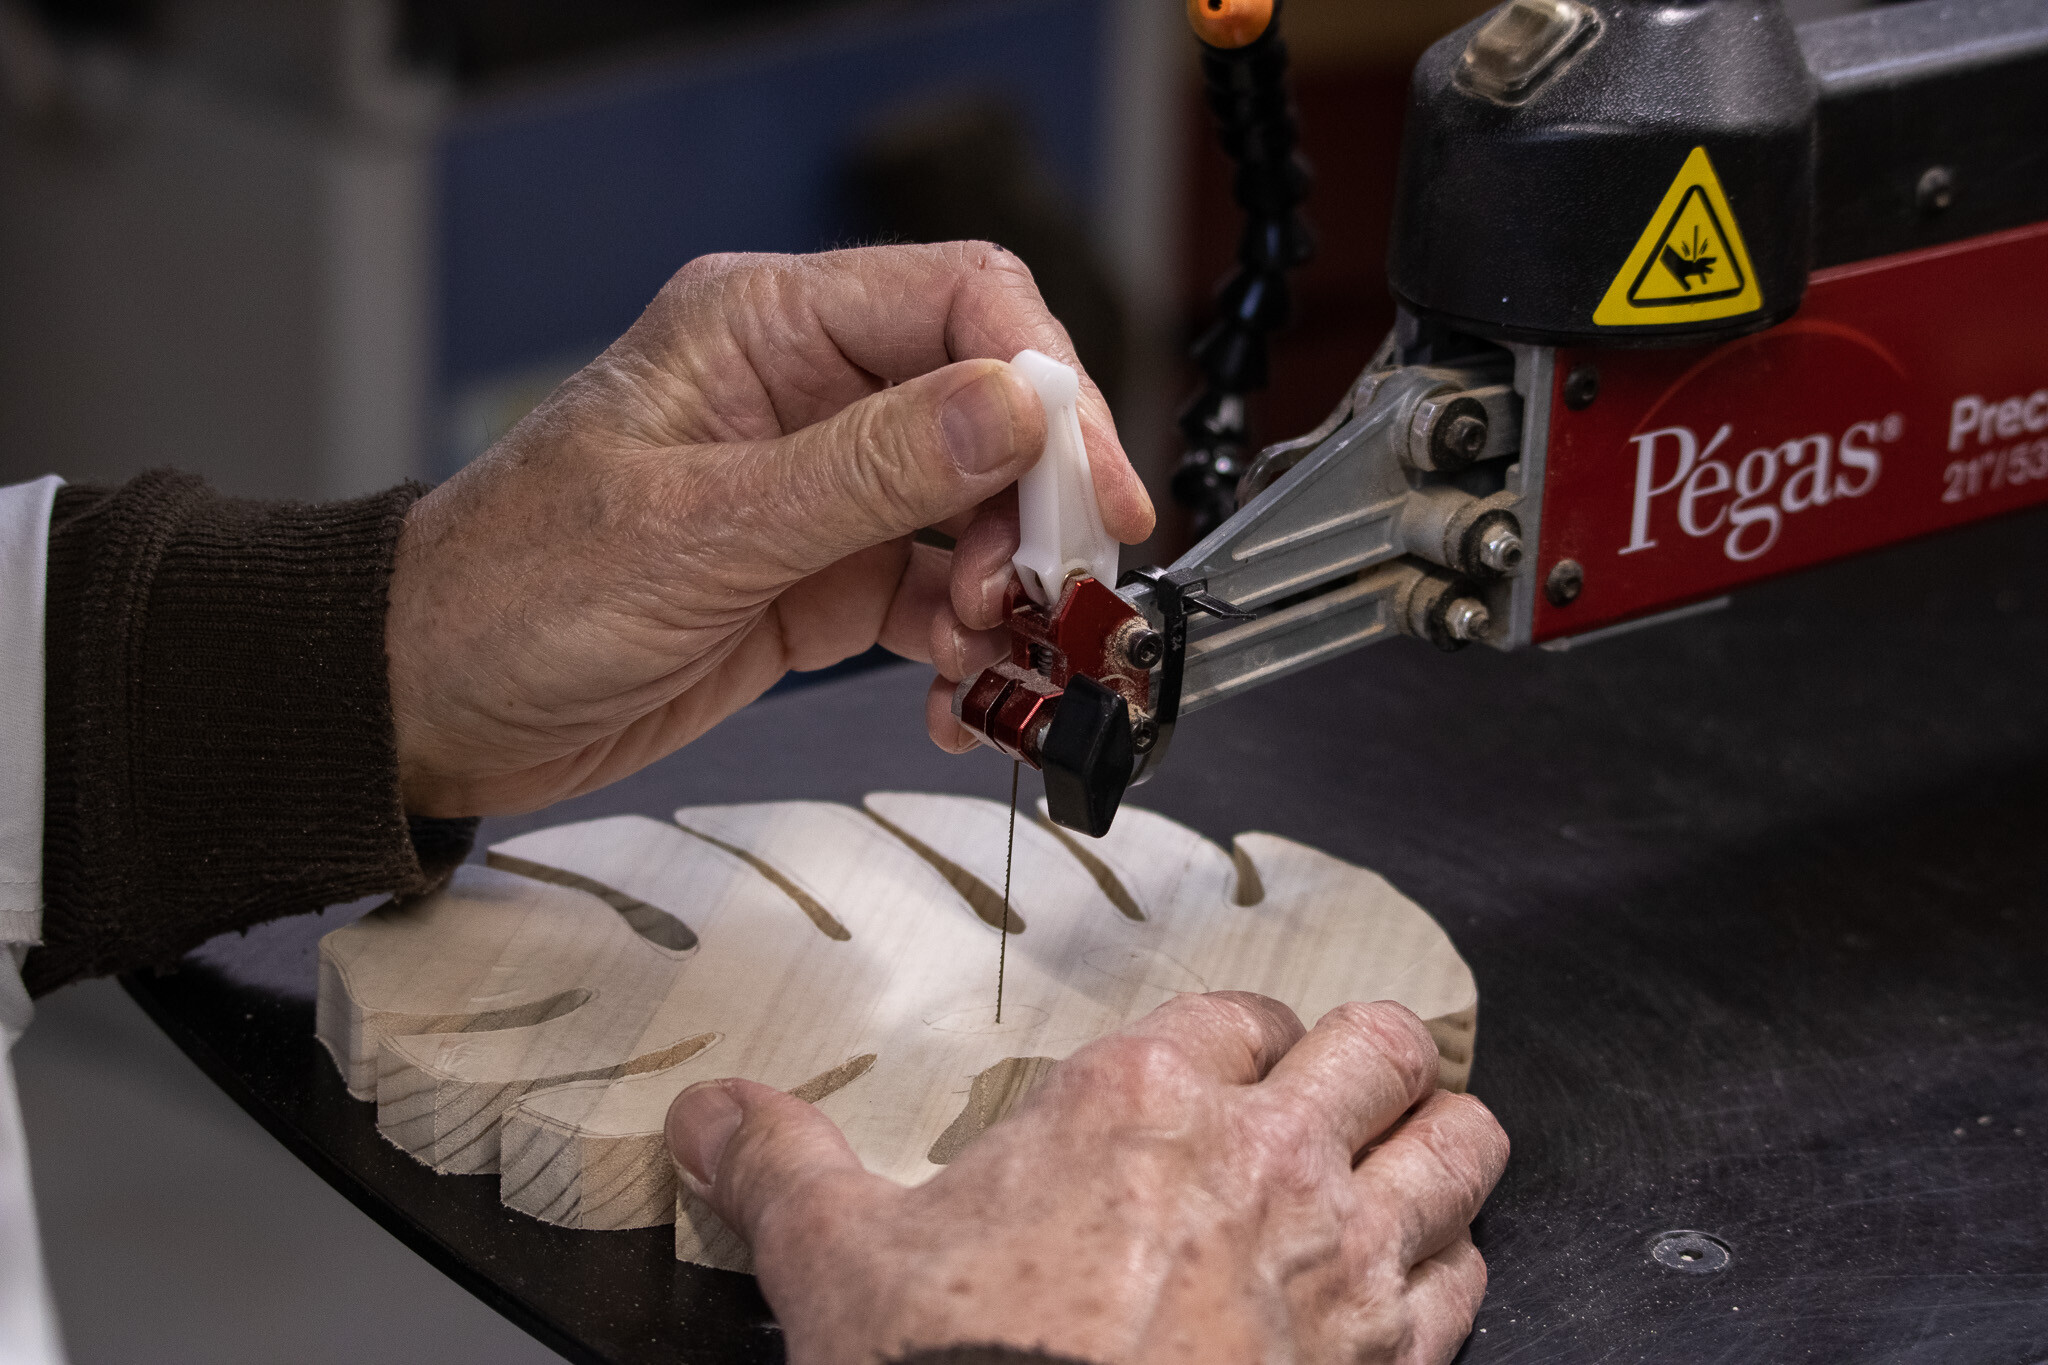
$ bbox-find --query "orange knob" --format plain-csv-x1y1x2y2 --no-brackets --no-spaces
1186,0,1273,49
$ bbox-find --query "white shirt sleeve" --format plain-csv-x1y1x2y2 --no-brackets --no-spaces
0,474,69,1365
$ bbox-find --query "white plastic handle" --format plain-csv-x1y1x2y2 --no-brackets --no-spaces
1009,349,1119,605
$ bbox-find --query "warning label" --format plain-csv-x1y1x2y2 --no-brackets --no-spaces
1593,146,1763,327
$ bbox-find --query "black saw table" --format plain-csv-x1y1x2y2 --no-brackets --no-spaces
125,508,2048,1365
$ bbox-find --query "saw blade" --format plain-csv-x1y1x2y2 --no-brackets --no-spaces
997,758,1018,1023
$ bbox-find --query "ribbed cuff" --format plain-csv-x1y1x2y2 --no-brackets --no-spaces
889,1349,1099,1364
29,471,473,996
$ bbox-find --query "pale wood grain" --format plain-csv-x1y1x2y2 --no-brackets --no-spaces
315,795,1478,1268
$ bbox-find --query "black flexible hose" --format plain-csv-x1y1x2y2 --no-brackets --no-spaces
1173,3,1315,538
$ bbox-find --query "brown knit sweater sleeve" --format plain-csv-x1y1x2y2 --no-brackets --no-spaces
890,1349,1097,1365
27,469,476,997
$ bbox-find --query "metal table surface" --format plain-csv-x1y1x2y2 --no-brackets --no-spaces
125,508,2048,1365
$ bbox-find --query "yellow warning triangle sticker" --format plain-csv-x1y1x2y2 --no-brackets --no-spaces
1593,146,1763,327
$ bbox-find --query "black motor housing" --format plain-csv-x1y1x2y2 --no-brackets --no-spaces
1388,0,1818,348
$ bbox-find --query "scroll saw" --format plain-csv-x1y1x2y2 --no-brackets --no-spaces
956,0,2048,837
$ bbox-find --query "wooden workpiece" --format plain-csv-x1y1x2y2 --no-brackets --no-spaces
316,793,1478,1270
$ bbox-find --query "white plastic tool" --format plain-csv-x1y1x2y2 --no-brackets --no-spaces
1008,348,1119,605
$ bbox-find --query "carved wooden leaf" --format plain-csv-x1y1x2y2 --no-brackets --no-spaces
316,794,1477,1270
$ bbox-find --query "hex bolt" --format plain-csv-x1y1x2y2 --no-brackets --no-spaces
1545,558,1584,607
1916,165,1955,215
1476,522,1524,573
1123,628,1165,670
1131,717,1160,754
1411,394,1491,473
1562,364,1599,411
1426,397,1490,472
1444,597,1491,642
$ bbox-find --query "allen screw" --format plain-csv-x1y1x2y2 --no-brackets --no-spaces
1545,559,1584,607
1916,165,1955,215
1562,364,1599,410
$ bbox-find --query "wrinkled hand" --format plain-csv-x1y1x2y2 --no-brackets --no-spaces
664,993,1510,1365
388,243,1153,817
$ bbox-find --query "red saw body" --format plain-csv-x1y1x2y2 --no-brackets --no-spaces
959,0,2048,840
1536,221,2048,641
955,575,1154,764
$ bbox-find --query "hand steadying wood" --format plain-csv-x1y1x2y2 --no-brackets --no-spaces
384,244,1153,819
674,994,1502,1365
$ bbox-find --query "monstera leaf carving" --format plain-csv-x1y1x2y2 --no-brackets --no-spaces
316,793,1477,1269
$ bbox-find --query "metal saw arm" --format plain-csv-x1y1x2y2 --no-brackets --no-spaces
1124,349,1530,720
954,339,1541,829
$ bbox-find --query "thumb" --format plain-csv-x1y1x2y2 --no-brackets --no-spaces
665,1077,875,1248
701,358,1046,585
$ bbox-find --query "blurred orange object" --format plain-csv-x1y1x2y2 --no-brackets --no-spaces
1186,0,1274,49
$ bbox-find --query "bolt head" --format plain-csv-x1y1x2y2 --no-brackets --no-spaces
1443,413,1488,456
1478,523,1524,573
1916,165,1955,215
1123,628,1165,670
1131,718,1159,753
1445,598,1491,642
1562,364,1599,411
1419,395,1490,473
1545,558,1584,607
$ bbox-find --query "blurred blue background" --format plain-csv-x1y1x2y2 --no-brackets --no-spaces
435,0,1117,477
441,1,1100,423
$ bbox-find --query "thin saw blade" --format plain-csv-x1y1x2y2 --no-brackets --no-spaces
997,758,1018,1022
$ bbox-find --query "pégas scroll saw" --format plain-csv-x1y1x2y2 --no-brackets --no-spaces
956,0,2048,838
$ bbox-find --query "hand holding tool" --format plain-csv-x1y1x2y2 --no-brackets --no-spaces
1009,349,1120,605
953,352,1155,838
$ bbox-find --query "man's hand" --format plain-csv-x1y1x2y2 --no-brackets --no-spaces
388,243,1153,817
664,993,1509,1365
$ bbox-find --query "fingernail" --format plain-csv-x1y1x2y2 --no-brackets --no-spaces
668,1081,744,1187
941,369,1022,476
977,568,1012,623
